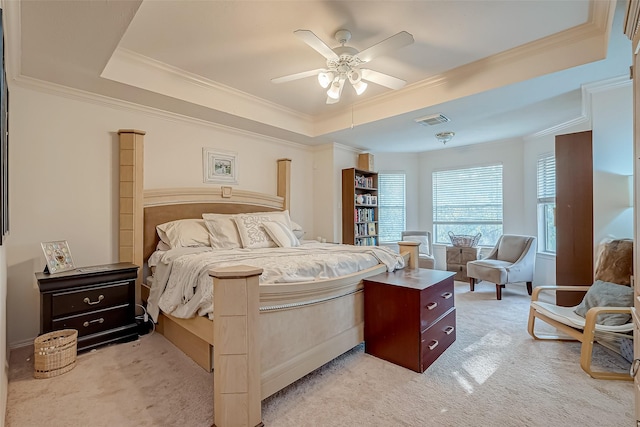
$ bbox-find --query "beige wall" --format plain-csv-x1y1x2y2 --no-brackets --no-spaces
5,83,316,347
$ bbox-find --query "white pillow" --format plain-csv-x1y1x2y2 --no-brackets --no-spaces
232,211,293,249
262,221,300,248
202,213,242,249
156,219,211,249
290,220,305,239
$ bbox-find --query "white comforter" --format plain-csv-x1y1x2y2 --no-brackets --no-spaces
146,242,405,321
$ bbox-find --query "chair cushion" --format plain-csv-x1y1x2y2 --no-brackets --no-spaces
466,259,512,284
497,235,528,263
573,280,633,326
531,301,633,333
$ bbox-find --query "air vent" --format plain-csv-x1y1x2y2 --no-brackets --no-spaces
414,113,450,126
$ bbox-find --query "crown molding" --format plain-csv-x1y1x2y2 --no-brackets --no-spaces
524,74,630,140
101,47,316,136
12,75,314,152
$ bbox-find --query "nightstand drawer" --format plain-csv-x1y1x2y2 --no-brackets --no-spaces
51,281,132,317
420,309,456,371
52,304,131,337
420,280,455,331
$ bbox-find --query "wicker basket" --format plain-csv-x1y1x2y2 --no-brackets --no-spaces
33,329,78,379
448,231,481,248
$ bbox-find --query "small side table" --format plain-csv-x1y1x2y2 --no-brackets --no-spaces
446,246,480,282
363,268,456,373
36,262,139,352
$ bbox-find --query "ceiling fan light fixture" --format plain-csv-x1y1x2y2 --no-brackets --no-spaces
318,71,334,88
327,78,345,100
352,80,368,95
435,131,455,145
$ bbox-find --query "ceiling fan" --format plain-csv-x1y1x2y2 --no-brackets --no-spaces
272,29,414,104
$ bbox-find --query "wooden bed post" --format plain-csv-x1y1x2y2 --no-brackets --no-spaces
398,241,420,269
118,129,145,304
210,265,264,427
277,158,291,211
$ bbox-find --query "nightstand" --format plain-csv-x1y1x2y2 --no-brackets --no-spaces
363,268,456,373
36,262,139,352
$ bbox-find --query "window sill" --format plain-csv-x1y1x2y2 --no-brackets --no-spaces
537,251,556,261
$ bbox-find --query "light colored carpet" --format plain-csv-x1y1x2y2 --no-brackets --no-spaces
6,281,634,426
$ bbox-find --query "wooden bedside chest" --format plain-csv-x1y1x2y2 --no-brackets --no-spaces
36,262,139,352
363,268,456,373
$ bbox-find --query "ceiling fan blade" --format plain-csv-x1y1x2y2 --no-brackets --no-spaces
361,69,407,90
355,31,414,63
271,68,325,84
294,30,339,61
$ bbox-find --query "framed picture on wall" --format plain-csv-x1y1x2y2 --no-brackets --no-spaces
203,148,238,184
41,240,75,274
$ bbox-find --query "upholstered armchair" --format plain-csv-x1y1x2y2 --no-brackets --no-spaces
466,234,537,299
400,231,435,269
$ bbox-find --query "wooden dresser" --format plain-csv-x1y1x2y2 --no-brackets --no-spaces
446,246,480,282
36,262,139,352
363,268,456,373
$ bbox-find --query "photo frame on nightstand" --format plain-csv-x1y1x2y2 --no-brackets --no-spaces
41,240,75,274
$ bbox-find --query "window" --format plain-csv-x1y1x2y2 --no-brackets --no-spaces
378,172,406,243
537,153,556,253
432,164,503,246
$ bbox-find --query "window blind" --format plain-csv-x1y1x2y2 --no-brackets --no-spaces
537,152,556,203
432,164,503,245
378,173,406,243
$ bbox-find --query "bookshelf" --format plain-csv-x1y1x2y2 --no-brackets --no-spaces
342,168,378,246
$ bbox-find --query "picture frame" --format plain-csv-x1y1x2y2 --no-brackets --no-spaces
41,240,75,274
203,148,238,184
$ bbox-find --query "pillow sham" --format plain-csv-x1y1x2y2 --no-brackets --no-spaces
202,213,242,249
156,219,211,249
573,280,633,326
262,221,300,248
231,211,291,249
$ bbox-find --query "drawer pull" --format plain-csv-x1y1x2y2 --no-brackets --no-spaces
631,359,640,378
83,295,104,305
426,302,438,310
428,340,439,350
442,292,453,300
444,326,455,335
83,318,104,327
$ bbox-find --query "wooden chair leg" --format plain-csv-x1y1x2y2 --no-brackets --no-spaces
469,278,475,292
526,282,533,295
496,284,505,300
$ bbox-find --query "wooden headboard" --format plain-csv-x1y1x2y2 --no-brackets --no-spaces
117,129,291,303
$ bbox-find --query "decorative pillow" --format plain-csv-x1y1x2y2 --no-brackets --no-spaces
156,219,211,249
202,213,242,249
233,214,277,249
262,221,300,248
293,229,305,239
574,280,633,326
402,235,431,256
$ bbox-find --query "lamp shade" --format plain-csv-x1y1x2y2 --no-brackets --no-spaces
318,71,334,89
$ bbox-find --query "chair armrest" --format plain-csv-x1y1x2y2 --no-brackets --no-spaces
531,285,591,302
584,306,633,331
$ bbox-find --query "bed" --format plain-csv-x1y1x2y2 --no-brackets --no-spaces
116,129,418,426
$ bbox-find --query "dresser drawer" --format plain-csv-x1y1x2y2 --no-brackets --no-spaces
420,309,456,371
51,281,132,317
52,304,132,337
420,280,455,331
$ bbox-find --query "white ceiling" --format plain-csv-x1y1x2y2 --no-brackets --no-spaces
6,0,632,152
